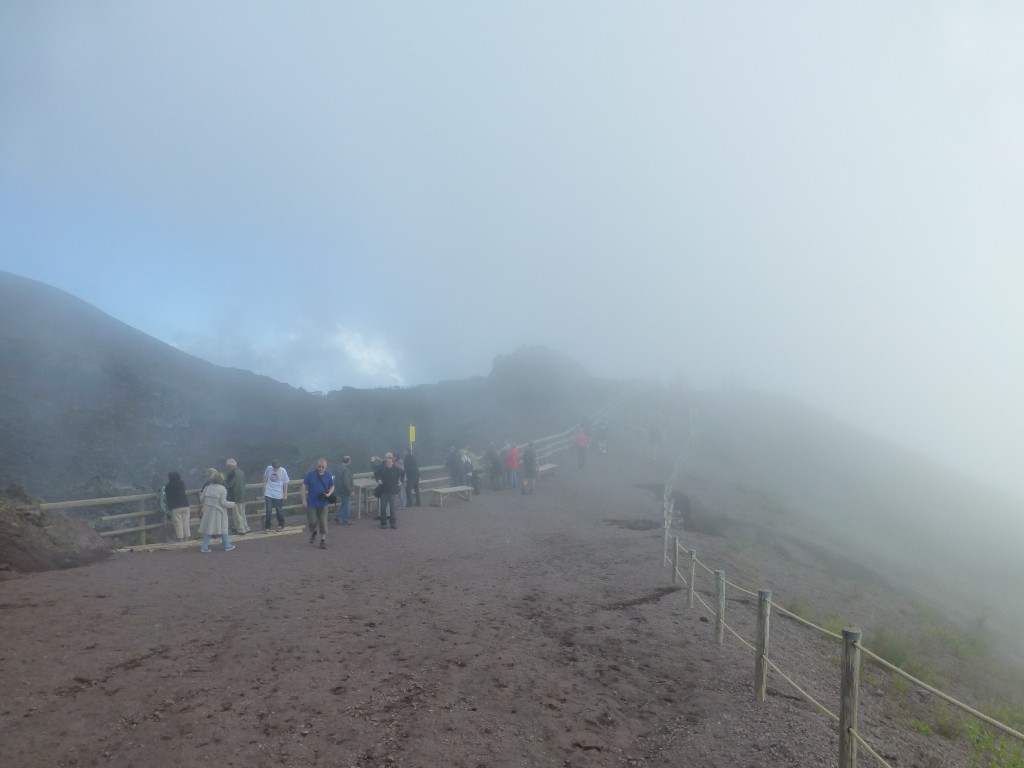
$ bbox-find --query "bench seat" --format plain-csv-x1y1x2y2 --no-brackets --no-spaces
430,485,474,508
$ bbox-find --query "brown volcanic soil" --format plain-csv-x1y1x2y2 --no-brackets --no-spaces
0,441,969,767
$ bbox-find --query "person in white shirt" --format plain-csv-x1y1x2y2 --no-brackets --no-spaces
263,461,290,531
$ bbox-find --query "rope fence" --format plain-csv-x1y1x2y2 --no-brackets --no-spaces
659,425,1024,768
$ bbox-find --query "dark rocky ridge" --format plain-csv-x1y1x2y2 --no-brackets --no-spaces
0,271,626,500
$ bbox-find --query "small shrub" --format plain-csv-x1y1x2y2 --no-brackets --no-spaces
933,703,965,740
910,719,934,735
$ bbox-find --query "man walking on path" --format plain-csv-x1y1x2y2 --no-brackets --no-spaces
302,458,334,549
333,456,354,525
225,458,250,534
262,461,289,531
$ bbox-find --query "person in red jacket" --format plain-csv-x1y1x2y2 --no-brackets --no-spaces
574,426,589,469
505,441,519,489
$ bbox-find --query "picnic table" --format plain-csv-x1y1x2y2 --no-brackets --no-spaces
353,477,379,519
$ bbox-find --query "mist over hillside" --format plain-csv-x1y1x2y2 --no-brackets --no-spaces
3,269,1021,657
0,271,625,499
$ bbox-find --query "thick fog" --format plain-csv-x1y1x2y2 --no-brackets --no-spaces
2,3,1023,497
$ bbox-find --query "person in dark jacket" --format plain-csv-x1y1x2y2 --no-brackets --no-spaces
486,443,503,490
164,471,191,542
403,447,421,507
225,458,250,535
374,452,404,529
446,445,464,486
333,455,355,525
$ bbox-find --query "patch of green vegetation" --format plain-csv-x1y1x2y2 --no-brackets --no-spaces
783,597,815,623
909,719,934,735
933,703,965,740
824,616,846,636
964,719,1024,768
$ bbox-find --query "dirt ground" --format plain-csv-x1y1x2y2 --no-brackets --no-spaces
0,442,962,768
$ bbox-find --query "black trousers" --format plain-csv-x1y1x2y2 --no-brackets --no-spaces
407,478,421,506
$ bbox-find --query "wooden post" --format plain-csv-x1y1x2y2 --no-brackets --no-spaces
687,550,697,608
139,499,147,545
839,627,862,768
672,537,679,585
663,499,674,566
715,570,725,644
755,589,772,701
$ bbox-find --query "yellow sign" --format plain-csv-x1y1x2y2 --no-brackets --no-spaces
409,425,416,444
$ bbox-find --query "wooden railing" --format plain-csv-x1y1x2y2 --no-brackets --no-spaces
32,386,639,546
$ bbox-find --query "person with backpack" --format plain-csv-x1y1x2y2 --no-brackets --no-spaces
162,471,191,542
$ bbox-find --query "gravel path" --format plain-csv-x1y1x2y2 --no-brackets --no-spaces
0,441,968,767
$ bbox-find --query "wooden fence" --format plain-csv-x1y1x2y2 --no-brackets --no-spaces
32,421,591,546
661,425,1024,767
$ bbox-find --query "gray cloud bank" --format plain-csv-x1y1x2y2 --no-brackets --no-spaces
2,3,1023,497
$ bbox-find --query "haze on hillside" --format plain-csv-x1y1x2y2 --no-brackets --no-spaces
2,4,1023,497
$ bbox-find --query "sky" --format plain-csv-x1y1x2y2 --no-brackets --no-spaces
2,2,1024,497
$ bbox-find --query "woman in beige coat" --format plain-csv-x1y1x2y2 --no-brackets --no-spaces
198,471,234,553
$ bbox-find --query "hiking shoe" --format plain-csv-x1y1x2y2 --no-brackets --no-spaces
224,545,236,552
319,540,327,549
199,548,211,553
309,531,317,544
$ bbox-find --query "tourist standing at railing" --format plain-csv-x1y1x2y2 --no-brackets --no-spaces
403,447,421,507
225,459,250,535
394,451,407,508
486,443,503,490
262,461,289,531
302,458,334,549
446,445,464,487
374,452,403,529
164,471,192,542
198,471,234,553
463,448,481,495
505,441,519,489
333,455,354,525
573,426,589,469
521,443,539,495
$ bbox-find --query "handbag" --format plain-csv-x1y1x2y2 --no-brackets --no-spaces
317,474,338,504
373,485,383,498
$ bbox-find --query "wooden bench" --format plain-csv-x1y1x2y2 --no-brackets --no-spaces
430,485,474,508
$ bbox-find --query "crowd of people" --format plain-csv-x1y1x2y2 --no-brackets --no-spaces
159,425,608,553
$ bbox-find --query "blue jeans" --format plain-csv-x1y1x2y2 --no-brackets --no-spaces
333,495,351,523
506,468,518,488
201,533,230,551
264,496,285,529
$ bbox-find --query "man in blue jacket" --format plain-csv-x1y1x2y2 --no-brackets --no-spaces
301,458,334,549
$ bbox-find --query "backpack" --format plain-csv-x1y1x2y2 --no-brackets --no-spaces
157,485,169,518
